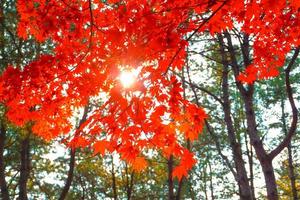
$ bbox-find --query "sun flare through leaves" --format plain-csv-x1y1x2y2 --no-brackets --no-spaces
119,70,136,88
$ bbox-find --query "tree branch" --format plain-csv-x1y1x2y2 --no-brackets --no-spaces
269,47,299,159
172,70,224,106
164,0,228,74
205,120,237,179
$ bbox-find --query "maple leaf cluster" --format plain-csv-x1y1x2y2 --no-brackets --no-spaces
0,0,300,178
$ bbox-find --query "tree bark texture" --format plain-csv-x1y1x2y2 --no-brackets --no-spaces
58,149,76,200
0,121,10,200
218,34,253,200
168,155,175,200
18,135,30,200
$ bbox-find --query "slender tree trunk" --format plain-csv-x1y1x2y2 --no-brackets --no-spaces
240,32,256,200
223,31,283,200
287,143,298,200
59,103,89,200
218,34,253,200
222,80,253,200
0,121,10,200
127,172,134,200
208,161,215,200
111,157,117,200
249,145,256,200
175,65,186,200
245,132,256,199
79,176,86,200
125,164,134,200
243,91,278,200
281,95,298,200
260,159,278,200
245,100,278,200
175,178,184,200
18,134,30,200
203,166,208,200
58,148,76,200
168,155,175,200
0,3,10,199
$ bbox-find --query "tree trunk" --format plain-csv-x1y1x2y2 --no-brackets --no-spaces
59,103,89,200
243,91,278,200
175,60,185,200
281,93,298,200
0,121,10,200
0,3,10,199
127,173,134,200
168,155,175,200
245,133,256,199
260,159,278,200
243,92,279,200
224,31,280,200
218,34,253,200
58,149,76,200
222,83,253,200
287,143,298,200
208,161,215,200
111,157,118,200
175,178,184,200
18,135,30,200
79,176,86,200
203,166,208,200
125,163,134,200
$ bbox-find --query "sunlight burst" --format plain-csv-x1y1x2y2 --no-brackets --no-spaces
120,70,136,88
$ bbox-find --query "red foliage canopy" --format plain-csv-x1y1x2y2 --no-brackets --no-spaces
1,0,300,178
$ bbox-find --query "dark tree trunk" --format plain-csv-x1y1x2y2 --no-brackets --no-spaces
203,166,208,200
208,161,215,200
125,164,134,200
221,77,253,200
261,159,278,200
0,121,10,200
218,34,253,200
240,66,299,200
59,104,89,200
281,91,298,200
18,135,30,200
223,31,283,200
243,89,279,200
0,3,10,199
287,143,298,200
175,178,184,200
175,60,186,200
111,157,118,200
168,155,175,200
58,148,76,200
127,172,134,200
79,176,86,200
245,132,256,199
